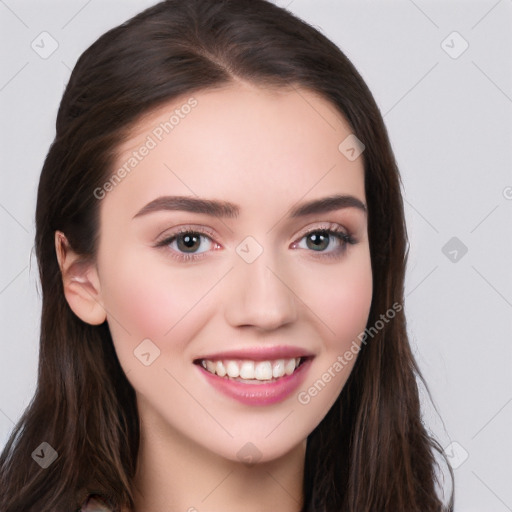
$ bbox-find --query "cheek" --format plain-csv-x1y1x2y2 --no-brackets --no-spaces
99,255,205,381
327,274,373,347
102,267,176,340
300,251,373,349
293,253,372,420
99,252,221,349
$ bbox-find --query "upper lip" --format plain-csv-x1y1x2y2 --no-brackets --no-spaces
194,345,315,362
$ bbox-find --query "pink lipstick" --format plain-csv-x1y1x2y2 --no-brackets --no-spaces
194,347,314,405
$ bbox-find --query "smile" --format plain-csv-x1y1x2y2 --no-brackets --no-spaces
198,357,303,382
194,356,313,406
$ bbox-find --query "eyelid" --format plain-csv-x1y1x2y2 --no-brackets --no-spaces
154,225,221,263
291,223,357,259
293,221,351,241
154,221,357,262
154,224,220,245
154,222,351,245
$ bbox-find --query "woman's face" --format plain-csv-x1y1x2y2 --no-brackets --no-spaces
94,82,372,463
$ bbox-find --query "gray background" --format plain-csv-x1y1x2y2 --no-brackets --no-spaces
1,0,511,510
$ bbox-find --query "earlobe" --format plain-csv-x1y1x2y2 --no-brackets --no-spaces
55,230,107,326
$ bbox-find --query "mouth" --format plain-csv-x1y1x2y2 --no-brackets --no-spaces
193,356,310,383
193,352,314,406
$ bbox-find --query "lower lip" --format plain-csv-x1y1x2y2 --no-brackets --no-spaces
196,358,313,406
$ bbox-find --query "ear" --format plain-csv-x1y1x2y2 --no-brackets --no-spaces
55,230,107,325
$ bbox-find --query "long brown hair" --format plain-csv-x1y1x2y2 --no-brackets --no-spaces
0,1,454,510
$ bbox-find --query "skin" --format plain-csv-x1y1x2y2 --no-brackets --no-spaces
56,81,373,512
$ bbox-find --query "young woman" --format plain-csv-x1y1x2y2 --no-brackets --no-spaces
0,1,454,511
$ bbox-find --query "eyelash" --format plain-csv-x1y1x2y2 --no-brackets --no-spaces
154,224,357,263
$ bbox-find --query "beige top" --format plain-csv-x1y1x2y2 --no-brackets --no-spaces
80,495,113,511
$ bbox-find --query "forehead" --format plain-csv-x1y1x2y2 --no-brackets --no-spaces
122,81,352,142
104,82,365,219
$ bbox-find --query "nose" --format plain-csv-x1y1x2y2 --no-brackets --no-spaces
224,249,298,331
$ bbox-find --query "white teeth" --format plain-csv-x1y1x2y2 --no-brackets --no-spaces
272,359,285,378
239,361,254,379
226,361,240,378
285,358,296,376
254,361,272,380
199,357,303,381
215,360,227,377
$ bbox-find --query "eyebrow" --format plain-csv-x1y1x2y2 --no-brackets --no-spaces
132,194,367,219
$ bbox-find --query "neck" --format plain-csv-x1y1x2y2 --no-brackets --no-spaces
130,403,306,512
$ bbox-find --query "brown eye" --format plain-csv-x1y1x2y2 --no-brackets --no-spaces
156,228,218,262
305,231,331,251
175,232,203,253
294,227,357,260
